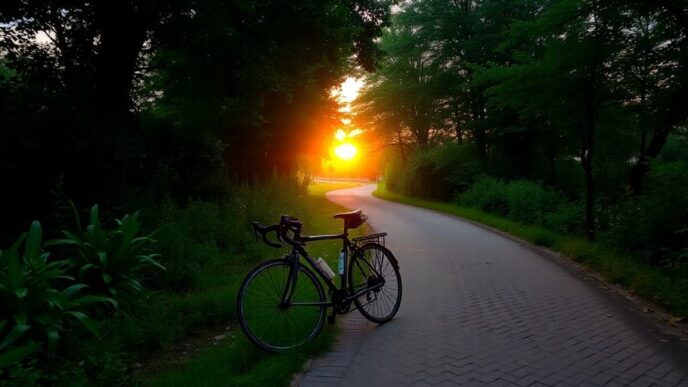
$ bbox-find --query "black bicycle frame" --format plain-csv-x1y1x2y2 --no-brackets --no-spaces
281,232,384,308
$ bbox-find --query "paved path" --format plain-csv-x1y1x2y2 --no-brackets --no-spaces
297,184,688,387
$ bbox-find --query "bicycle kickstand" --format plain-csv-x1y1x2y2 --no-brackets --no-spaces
328,308,336,325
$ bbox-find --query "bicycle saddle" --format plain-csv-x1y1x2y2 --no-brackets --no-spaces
333,209,362,220
334,209,367,229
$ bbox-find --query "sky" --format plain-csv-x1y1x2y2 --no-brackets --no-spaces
333,77,364,106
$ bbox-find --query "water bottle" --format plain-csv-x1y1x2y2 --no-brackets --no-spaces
338,250,345,275
315,258,335,280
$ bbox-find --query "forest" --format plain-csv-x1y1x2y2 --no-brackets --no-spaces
0,1,390,385
1,0,687,385
356,0,688,264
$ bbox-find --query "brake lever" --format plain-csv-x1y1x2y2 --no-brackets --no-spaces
252,222,282,248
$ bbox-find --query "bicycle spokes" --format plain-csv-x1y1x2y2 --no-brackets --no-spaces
349,244,402,323
240,212,402,351
238,260,326,351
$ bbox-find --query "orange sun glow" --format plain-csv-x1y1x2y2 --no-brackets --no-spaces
334,143,358,161
335,129,347,141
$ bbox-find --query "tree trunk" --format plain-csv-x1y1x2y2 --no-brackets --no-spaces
582,155,595,241
626,3,688,194
471,96,487,160
95,1,148,120
547,134,557,185
398,129,407,162
452,101,463,144
582,72,598,241
629,126,670,195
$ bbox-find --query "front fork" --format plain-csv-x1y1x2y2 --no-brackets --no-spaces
280,249,346,325
279,251,300,307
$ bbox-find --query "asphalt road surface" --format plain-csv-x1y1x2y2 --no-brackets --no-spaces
297,184,688,387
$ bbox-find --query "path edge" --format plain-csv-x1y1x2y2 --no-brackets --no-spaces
373,189,688,343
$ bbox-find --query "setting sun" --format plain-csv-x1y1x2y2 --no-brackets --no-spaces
334,143,358,161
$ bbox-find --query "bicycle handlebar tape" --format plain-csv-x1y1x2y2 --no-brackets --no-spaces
252,222,282,248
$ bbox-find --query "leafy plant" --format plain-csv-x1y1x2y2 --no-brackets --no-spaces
455,176,583,234
48,205,165,307
0,222,114,370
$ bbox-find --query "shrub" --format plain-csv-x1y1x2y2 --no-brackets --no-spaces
543,201,583,234
384,144,484,200
47,205,165,309
144,175,309,291
0,222,114,374
456,176,510,216
504,180,562,224
457,176,582,233
422,143,484,194
604,161,688,265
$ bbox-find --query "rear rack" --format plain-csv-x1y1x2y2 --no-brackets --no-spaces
352,232,387,247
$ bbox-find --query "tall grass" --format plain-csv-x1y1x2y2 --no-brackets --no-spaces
1,175,351,386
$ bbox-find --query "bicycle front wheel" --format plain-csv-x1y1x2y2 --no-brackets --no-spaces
237,259,326,352
348,243,402,323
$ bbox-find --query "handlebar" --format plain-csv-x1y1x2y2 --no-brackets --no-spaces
252,215,304,249
252,222,282,248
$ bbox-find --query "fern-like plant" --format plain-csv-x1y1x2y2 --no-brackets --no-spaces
48,205,165,307
0,222,115,369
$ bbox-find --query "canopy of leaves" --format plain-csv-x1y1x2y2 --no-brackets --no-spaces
0,0,392,241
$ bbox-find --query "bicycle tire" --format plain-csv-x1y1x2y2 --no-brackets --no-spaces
348,243,402,323
237,259,326,352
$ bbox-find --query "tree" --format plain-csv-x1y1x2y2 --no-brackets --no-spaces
355,20,446,150
618,1,688,195
0,0,392,239
483,0,628,240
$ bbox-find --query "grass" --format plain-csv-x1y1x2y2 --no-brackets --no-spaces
307,180,363,196
374,183,688,318
146,336,332,387
141,180,365,387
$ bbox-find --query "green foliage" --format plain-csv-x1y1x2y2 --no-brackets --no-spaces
2,175,339,385
0,0,392,243
0,343,40,371
139,181,354,386
47,205,164,308
374,184,688,317
0,222,115,379
0,357,42,387
456,176,582,234
147,176,308,292
367,0,688,243
383,144,484,200
456,177,509,215
603,161,688,266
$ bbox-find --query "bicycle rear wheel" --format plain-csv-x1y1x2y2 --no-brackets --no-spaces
237,259,326,352
348,243,402,323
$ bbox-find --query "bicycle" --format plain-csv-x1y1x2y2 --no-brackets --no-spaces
236,209,402,352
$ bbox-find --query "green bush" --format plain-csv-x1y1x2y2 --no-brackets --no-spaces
0,222,115,376
604,161,688,265
2,176,314,384
148,175,308,292
503,180,563,224
47,205,164,309
543,201,583,234
456,176,582,233
383,144,483,200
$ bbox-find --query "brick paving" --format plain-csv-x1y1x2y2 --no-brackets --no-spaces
296,185,688,386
